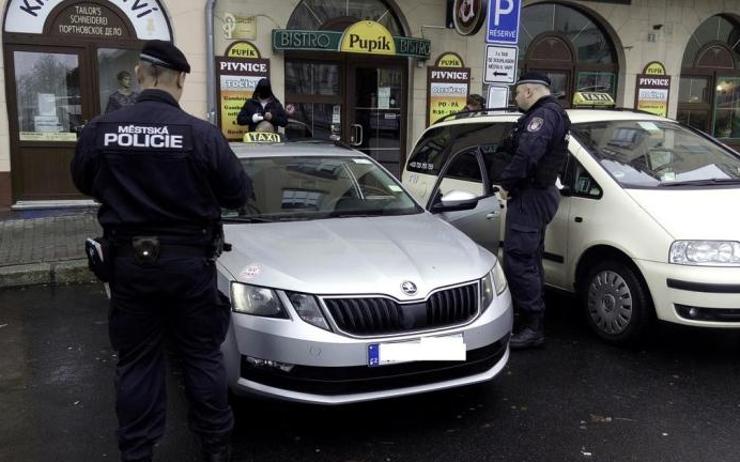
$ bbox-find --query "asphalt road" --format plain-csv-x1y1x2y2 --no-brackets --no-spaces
1,284,739,462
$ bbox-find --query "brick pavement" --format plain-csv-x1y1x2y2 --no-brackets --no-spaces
0,212,101,288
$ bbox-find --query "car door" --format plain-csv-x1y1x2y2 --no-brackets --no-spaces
426,147,502,254
541,154,574,290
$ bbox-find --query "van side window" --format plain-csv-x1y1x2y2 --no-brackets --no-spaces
569,161,603,199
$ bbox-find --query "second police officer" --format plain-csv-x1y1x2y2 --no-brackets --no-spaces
496,72,571,350
71,40,251,462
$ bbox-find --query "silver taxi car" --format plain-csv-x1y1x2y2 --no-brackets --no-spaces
215,138,512,404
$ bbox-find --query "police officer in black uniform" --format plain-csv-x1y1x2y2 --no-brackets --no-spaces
71,40,250,462
497,72,570,350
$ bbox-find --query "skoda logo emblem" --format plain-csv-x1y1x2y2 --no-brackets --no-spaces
401,281,418,296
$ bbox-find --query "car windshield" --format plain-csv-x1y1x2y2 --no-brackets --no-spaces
571,120,740,188
223,156,422,222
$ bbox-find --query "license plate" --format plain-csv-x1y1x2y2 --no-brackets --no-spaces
368,334,466,367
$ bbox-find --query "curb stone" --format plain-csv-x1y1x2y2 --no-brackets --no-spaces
0,260,97,289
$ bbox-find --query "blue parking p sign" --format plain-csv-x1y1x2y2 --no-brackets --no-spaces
486,0,522,44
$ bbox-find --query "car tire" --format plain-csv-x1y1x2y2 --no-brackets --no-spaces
581,259,653,345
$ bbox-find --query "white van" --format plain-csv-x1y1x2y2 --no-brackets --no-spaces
402,109,740,344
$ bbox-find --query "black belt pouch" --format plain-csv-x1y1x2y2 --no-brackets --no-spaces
85,237,113,282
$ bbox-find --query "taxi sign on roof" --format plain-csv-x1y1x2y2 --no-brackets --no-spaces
243,132,282,143
572,92,615,107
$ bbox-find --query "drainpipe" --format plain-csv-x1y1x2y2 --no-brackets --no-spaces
205,0,217,124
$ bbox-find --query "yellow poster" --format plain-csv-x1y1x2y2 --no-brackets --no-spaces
429,82,467,125
219,75,262,140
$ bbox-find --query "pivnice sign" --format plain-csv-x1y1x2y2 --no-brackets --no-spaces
273,20,430,59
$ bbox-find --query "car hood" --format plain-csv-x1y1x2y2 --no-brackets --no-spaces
626,187,740,240
218,213,495,300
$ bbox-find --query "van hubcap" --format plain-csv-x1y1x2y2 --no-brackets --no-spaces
587,270,633,335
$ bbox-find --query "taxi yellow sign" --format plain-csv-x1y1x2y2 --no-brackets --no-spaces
340,21,396,56
243,132,282,143
572,91,615,107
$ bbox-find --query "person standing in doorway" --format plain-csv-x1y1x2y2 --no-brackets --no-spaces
236,78,288,132
497,72,571,350
105,70,139,113
71,40,250,462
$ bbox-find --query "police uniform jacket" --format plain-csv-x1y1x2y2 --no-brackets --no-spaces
71,89,251,237
498,95,570,229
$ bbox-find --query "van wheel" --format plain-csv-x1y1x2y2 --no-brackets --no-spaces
581,259,652,345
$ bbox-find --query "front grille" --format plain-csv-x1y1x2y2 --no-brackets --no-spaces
323,283,479,335
240,336,509,395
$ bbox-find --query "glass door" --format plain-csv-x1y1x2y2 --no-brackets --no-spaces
7,46,94,200
284,58,343,141
531,69,571,108
347,59,406,177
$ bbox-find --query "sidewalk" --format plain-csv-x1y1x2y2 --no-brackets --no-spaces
0,208,101,288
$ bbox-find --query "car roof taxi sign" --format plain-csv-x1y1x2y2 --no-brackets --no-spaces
243,132,282,143
572,92,615,108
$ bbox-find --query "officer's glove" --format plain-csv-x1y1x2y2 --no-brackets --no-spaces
252,114,264,123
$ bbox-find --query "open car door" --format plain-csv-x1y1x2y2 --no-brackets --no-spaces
426,147,503,254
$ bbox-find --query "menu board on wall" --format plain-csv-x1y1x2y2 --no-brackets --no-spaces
426,66,470,126
216,42,270,140
634,63,671,117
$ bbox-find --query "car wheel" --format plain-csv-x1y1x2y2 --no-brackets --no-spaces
581,259,653,345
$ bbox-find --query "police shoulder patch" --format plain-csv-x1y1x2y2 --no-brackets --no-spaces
527,117,544,132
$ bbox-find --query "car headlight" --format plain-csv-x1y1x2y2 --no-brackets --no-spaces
480,262,508,310
230,281,288,318
492,261,508,295
669,240,740,266
287,292,330,331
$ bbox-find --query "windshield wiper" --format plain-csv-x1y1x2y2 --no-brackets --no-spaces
221,216,275,223
328,208,420,218
658,178,740,187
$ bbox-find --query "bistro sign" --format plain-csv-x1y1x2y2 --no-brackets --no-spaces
4,0,171,40
273,21,430,59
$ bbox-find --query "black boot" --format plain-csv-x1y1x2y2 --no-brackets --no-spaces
510,312,545,350
201,432,232,462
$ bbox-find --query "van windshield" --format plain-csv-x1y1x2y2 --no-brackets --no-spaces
571,120,740,188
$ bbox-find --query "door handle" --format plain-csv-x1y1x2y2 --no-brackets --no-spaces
486,211,500,219
350,123,364,146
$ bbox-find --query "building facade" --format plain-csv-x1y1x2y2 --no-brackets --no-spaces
1,0,739,208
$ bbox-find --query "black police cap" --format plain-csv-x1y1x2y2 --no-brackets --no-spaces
140,40,191,73
513,72,551,88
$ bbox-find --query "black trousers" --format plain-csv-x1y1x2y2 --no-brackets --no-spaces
109,252,233,462
503,187,559,315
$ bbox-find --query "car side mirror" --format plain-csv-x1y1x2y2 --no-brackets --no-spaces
559,185,573,197
431,190,480,213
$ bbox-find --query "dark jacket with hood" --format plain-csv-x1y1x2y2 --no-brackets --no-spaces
236,78,288,131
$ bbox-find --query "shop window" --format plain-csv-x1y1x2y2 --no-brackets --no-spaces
14,51,80,142
678,15,740,143
97,49,141,114
516,2,619,107
286,0,403,35
285,62,340,97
